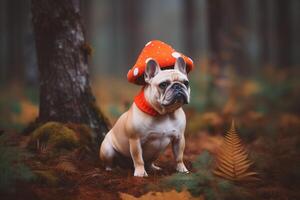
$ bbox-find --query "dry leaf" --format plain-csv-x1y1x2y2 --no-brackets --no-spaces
213,120,259,182
119,190,200,200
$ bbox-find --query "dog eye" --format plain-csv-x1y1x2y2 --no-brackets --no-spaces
183,80,189,87
159,81,170,89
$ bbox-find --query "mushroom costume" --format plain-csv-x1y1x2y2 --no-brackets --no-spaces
127,40,194,116
127,40,194,85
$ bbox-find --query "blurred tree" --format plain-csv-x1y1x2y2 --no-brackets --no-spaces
276,0,289,67
208,0,249,74
245,0,262,72
207,0,222,63
262,0,279,67
122,0,141,71
31,0,109,145
80,0,92,40
194,0,210,61
0,0,7,84
0,0,37,85
289,0,300,67
6,0,28,83
183,0,196,57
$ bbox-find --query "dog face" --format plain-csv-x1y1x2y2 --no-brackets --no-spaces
144,57,190,113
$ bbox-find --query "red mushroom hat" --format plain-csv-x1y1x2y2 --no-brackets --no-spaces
127,40,194,85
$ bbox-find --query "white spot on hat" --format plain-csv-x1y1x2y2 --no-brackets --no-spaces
133,68,139,76
145,57,153,63
172,52,181,58
145,41,152,46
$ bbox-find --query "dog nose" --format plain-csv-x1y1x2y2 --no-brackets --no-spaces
172,83,182,90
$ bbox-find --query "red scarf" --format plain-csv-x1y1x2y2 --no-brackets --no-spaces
134,88,159,116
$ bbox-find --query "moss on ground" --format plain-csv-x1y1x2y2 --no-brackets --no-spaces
30,122,80,151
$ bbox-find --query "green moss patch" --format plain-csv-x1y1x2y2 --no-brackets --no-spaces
30,122,80,151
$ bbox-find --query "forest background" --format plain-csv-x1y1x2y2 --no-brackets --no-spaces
0,0,299,200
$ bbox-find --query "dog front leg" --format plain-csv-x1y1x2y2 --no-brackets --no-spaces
129,138,148,177
172,135,189,173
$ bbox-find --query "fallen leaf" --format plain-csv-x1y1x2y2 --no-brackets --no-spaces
119,190,200,200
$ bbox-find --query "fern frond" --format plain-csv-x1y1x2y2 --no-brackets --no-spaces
213,120,258,182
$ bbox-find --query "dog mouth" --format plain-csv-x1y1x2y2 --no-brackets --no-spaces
171,92,188,104
162,90,188,107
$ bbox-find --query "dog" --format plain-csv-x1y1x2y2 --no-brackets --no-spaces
100,57,190,177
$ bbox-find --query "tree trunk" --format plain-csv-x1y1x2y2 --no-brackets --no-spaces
289,0,300,67
122,0,141,70
195,0,210,60
245,0,262,73
31,0,109,145
0,0,7,84
262,0,279,67
7,0,27,83
183,0,195,57
276,0,291,68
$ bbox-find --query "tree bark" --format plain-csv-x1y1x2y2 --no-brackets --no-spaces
122,0,141,70
207,0,222,60
31,0,109,145
183,0,195,57
7,0,27,83
0,0,7,84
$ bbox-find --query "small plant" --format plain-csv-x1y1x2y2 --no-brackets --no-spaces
164,121,259,200
30,122,80,153
213,120,259,182
164,151,252,200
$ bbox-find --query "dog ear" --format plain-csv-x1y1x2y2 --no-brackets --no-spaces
174,57,187,74
145,58,161,83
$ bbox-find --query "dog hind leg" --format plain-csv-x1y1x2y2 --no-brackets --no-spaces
100,134,116,171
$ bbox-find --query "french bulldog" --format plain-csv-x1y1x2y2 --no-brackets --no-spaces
100,57,190,177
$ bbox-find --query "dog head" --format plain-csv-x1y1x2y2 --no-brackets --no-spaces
144,57,191,114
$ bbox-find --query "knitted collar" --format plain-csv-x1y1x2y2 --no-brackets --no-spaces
134,88,159,116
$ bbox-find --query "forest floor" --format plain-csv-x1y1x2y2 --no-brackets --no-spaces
1,132,209,200
1,68,300,200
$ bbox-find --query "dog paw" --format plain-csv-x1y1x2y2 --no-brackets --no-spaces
176,163,189,173
150,163,162,171
134,167,148,177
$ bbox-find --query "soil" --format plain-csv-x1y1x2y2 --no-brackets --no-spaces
1,134,205,200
